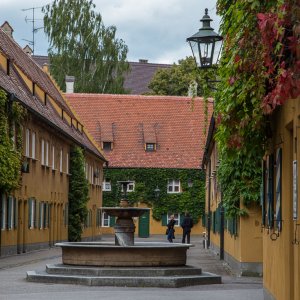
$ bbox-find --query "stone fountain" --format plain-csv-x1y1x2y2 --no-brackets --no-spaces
26,181,221,286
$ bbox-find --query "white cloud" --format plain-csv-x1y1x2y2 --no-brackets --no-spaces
1,0,220,63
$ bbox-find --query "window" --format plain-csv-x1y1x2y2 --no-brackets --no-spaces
102,212,110,227
45,141,49,166
25,128,30,157
41,139,45,165
102,179,111,191
103,141,112,151
167,180,181,193
96,209,102,227
167,213,181,227
52,145,55,169
66,153,69,174
31,132,36,159
59,149,63,173
145,143,156,152
121,181,135,192
1,195,16,230
28,198,36,229
11,122,16,149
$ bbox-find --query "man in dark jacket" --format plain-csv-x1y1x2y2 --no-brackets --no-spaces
181,212,194,244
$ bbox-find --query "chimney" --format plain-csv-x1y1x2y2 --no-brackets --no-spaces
139,59,148,63
42,63,49,73
23,45,33,56
65,76,75,93
1,21,14,38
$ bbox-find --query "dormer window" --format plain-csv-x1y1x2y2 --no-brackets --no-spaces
103,141,112,151
145,143,156,152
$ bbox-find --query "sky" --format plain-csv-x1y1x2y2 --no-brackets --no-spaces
1,0,220,64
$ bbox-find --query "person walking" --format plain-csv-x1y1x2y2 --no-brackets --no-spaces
181,212,194,244
167,215,176,243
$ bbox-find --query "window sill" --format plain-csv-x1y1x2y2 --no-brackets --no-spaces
31,157,38,162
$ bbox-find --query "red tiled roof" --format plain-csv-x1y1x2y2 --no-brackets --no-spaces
32,55,171,95
0,28,105,161
66,93,213,169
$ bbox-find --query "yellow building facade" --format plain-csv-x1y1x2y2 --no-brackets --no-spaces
262,96,300,300
203,117,263,276
0,24,106,256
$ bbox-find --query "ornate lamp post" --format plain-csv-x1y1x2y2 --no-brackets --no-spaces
186,8,223,69
187,9,224,260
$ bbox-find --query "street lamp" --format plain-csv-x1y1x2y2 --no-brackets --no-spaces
187,8,223,69
154,186,160,200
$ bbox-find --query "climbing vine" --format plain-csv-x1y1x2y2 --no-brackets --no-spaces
103,168,205,223
68,146,89,241
0,89,25,193
215,0,300,217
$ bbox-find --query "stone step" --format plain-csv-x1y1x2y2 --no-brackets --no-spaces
26,270,222,288
45,264,203,277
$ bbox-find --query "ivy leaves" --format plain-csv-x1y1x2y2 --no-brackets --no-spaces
0,89,24,193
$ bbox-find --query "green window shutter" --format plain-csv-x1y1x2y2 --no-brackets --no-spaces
202,214,206,227
8,196,12,229
28,198,32,228
13,197,17,229
110,216,116,227
162,214,168,226
39,202,42,229
35,200,38,228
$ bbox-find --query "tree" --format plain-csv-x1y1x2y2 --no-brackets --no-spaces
42,0,129,94
147,56,216,97
68,146,89,242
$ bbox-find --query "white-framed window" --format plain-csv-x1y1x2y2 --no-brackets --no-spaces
59,148,63,173
31,132,36,159
91,166,94,184
102,179,111,191
45,141,49,166
28,198,36,229
167,179,181,193
121,181,135,192
52,145,55,169
39,202,44,229
25,128,30,157
41,139,45,165
1,195,16,230
102,212,110,227
85,162,88,180
167,213,181,227
66,153,69,174
145,143,156,152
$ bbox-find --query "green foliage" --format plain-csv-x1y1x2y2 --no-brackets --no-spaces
68,146,89,241
0,89,25,193
103,168,205,223
42,0,129,94
147,56,216,97
215,0,299,216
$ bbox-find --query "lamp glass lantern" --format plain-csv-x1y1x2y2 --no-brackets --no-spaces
154,186,160,199
187,8,223,69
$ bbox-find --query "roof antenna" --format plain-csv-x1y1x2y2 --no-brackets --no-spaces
21,6,44,55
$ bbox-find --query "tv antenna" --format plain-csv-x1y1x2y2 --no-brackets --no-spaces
21,6,44,54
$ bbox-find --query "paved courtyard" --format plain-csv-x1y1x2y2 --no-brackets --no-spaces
0,235,263,300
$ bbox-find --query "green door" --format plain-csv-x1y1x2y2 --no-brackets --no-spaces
138,210,150,238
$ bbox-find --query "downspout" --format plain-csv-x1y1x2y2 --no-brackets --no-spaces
207,159,211,248
220,186,224,260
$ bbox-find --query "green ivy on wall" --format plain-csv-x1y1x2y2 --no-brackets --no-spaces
214,0,300,217
68,146,89,241
0,89,25,193
103,168,205,223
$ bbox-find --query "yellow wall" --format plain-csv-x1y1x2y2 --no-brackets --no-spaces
1,115,104,254
204,135,262,274
263,97,300,300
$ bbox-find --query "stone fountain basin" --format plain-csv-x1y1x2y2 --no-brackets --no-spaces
55,242,193,267
101,207,150,218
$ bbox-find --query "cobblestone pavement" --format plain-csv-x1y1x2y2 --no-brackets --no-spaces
0,235,263,300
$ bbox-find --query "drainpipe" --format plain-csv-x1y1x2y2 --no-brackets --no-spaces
207,159,211,248
220,187,224,260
